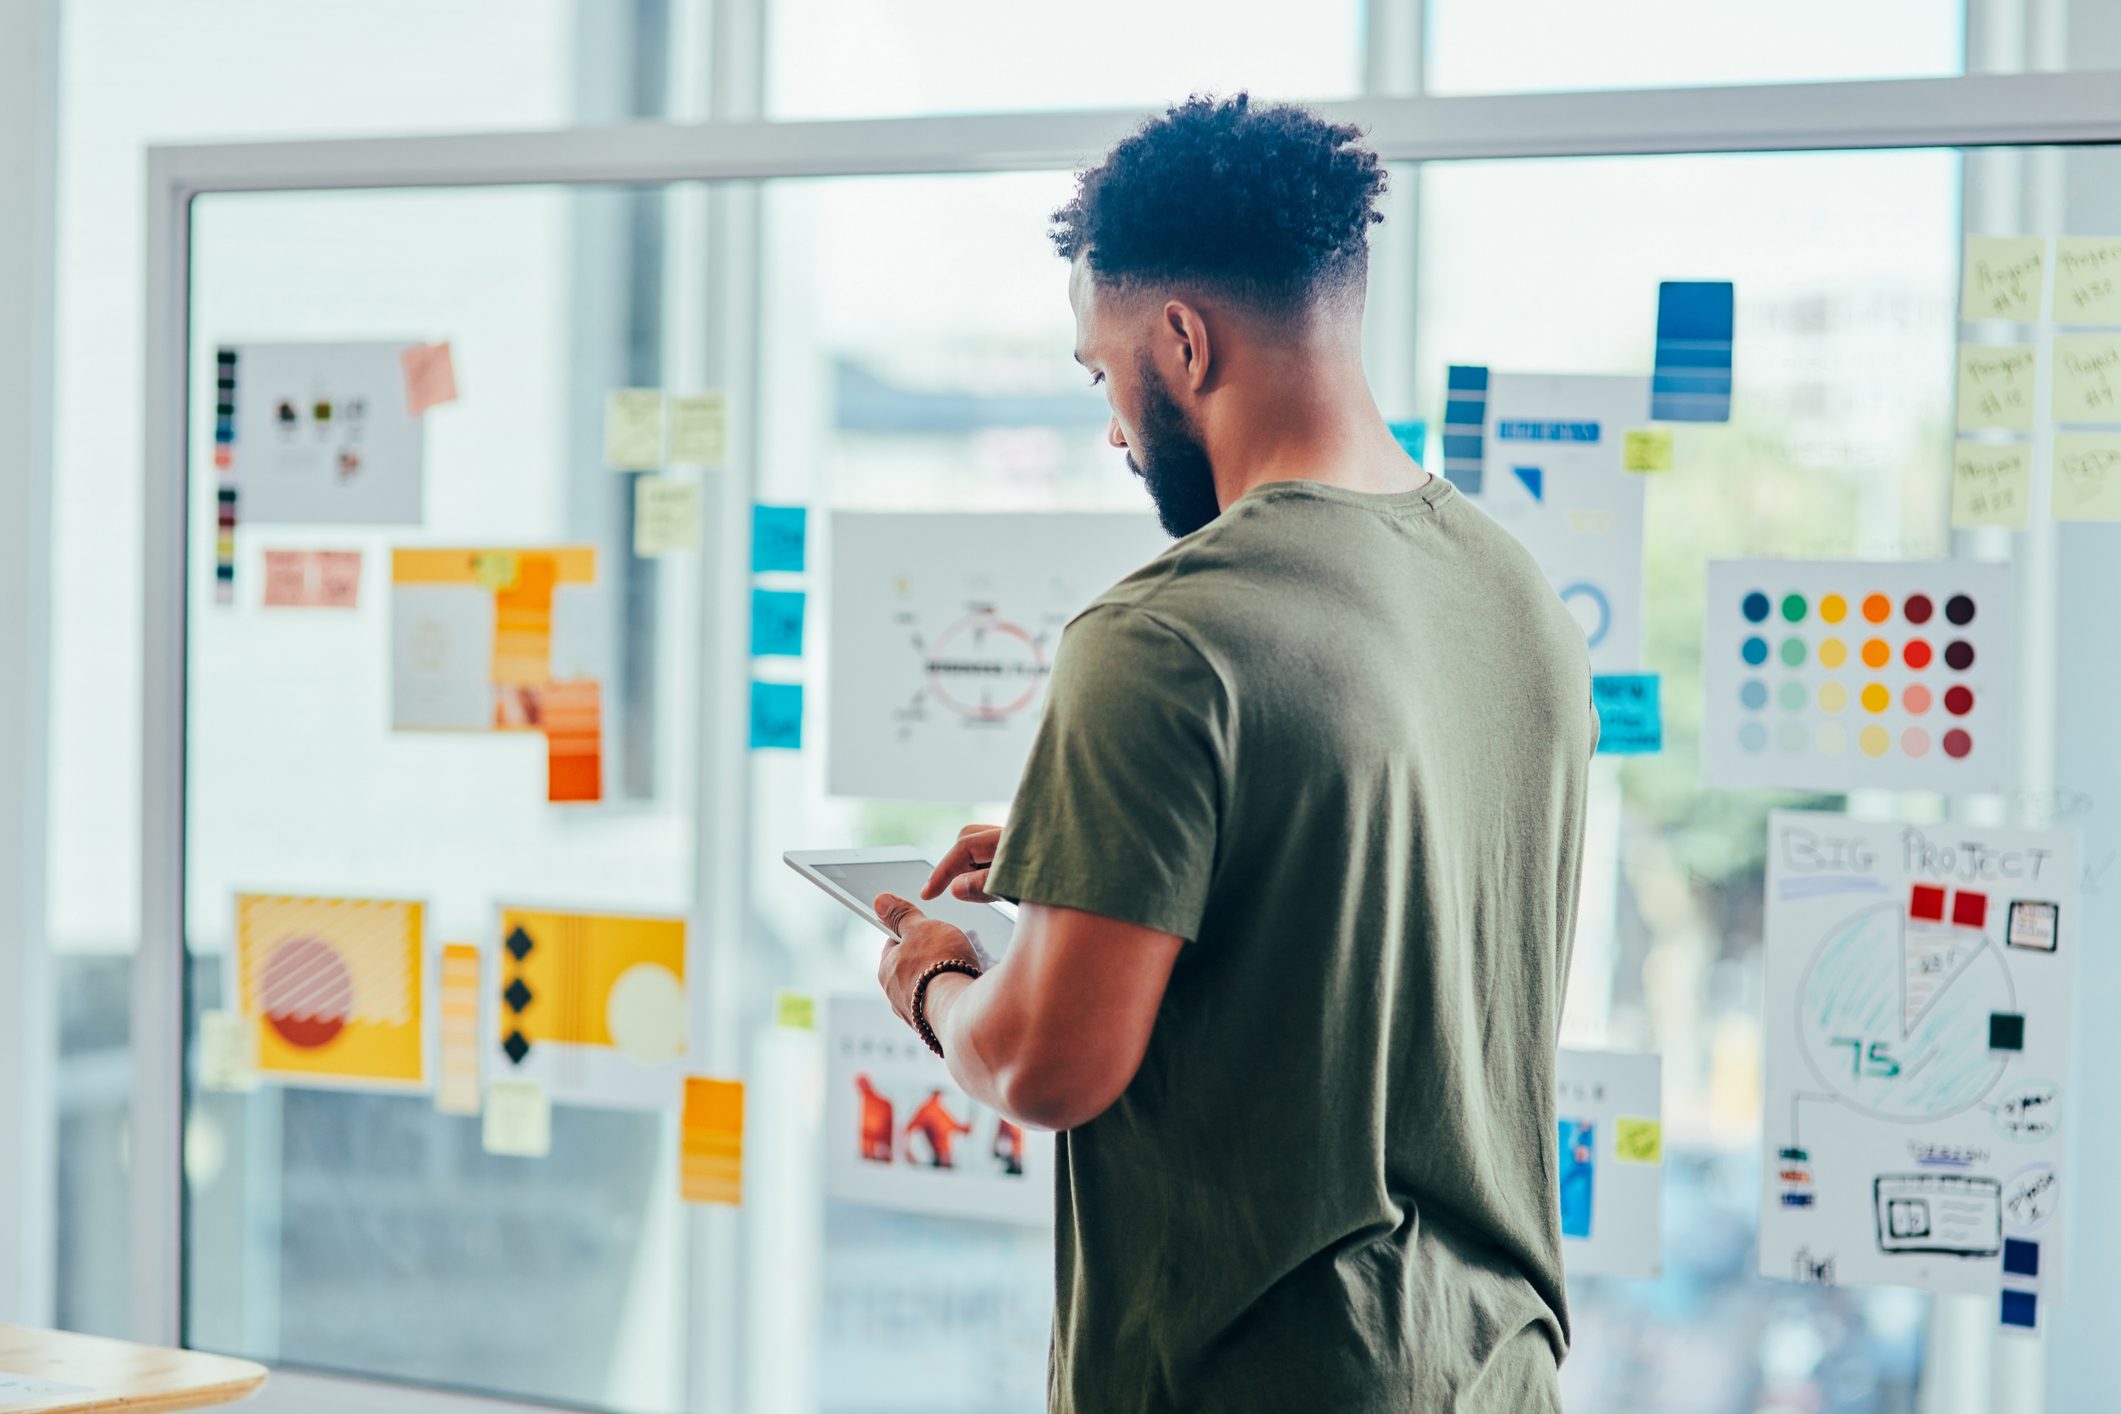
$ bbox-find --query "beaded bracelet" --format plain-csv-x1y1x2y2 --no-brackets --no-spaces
911,959,983,1058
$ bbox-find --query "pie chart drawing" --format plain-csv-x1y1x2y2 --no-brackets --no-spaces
259,933,353,1050
1797,901,2014,1122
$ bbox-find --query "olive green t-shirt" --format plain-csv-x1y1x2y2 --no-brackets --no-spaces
985,476,1596,1414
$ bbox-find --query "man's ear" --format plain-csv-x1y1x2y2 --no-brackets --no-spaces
1162,299,1213,394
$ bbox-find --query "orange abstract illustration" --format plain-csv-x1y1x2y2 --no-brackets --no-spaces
237,894,425,1086
855,1073,895,1162
906,1089,974,1169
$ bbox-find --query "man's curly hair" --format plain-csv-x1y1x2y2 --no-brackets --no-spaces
1051,93,1387,314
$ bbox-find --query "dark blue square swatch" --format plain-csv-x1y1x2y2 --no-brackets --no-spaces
2003,1238,2040,1278
1651,281,1734,423
2001,1289,2038,1329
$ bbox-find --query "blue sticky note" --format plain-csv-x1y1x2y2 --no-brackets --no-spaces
1651,280,1734,423
748,680,803,750
1388,419,1427,462
1592,673,1663,755
2000,1289,2038,1330
1558,1119,1595,1239
750,588,806,658
751,505,807,574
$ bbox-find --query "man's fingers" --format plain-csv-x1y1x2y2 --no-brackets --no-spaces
957,822,1002,841
875,892,923,936
950,869,994,903
924,827,1003,899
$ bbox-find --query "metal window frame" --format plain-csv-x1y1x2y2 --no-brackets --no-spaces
138,65,2121,1414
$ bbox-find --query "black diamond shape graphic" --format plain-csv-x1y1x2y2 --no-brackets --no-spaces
505,926,535,961
502,1030,530,1065
504,978,533,1012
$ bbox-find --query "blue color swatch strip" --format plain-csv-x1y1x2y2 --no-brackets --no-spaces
1651,281,1734,423
1442,365,1489,493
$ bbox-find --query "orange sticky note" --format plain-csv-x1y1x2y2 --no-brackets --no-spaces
681,1076,744,1205
402,342,459,415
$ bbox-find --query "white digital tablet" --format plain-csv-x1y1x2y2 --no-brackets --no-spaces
784,846,1016,964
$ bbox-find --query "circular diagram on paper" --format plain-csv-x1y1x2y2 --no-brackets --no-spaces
607,962,686,1064
922,609,1049,722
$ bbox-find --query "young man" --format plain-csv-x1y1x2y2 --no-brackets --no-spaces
873,94,1596,1412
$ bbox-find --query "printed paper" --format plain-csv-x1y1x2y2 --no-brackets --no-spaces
220,341,427,525
1951,443,2032,530
1956,345,2037,433
827,512,1166,801
390,547,598,732
825,995,1052,1226
198,1011,258,1093
0,1373,92,1399
2054,237,2121,325
235,894,426,1088
1759,811,2075,1298
1701,559,2013,794
1962,237,2047,322
1556,1047,1664,1279
2052,432,2121,521
604,388,666,471
2051,334,2121,423
495,907,688,1109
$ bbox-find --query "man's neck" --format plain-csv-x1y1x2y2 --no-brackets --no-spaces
1205,361,1431,509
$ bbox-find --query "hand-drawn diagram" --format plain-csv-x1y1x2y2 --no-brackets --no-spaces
827,512,1167,802
1464,373,1650,674
1555,1047,1664,1279
1760,811,2076,1301
824,996,1052,1226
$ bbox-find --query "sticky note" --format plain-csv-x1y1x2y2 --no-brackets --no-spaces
604,388,665,471
1956,344,2037,432
2055,237,2121,324
1387,419,1427,462
2052,334,2121,422
401,341,459,415
633,475,699,556
751,504,807,573
472,551,521,591
2053,432,2121,521
315,550,362,608
1951,442,2032,530
1651,280,1735,423
750,587,806,657
774,991,817,1030
1962,236,2047,322
1592,673,1662,755
435,944,482,1116
749,680,803,750
1613,1116,1663,1164
198,1011,257,1093
482,1079,552,1157
669,392,728,466
680,1076,744,1205
1621,429,1674,473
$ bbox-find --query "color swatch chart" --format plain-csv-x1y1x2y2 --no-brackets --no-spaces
1703,560,2012,794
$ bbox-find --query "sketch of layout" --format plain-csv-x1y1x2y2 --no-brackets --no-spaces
827,512,1168,803
1759,811,2076,1298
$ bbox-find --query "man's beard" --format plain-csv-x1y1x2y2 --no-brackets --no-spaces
1127,354,1223,538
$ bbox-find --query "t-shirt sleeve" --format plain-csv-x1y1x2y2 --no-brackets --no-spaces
983,603,1227,942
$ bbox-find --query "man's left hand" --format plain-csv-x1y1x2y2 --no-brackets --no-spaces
875,893,984,1030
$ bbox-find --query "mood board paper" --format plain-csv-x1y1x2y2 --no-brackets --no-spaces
495,907,688,1109
1465,373,1650,674
235,894,426,1088
828,512,1167,802
824,996,1052,1226
1556,1047,1664,1279
218,341,427,525
2054,238,2121,324
1759,812,2076,1298
390,547,599,732
1701,560,2012,794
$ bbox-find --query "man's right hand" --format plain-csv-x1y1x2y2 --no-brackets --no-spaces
924,823,1004,903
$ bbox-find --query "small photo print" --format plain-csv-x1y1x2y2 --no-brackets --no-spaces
2006,900,2059,953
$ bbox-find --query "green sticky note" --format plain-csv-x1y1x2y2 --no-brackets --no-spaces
774,991,817,1031
1614,1116,1663,1164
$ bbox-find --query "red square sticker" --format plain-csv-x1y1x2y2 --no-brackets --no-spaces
1953,890,1989,929
1910,884,1947,922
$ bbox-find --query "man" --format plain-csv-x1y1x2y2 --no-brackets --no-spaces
873,93,1596,1413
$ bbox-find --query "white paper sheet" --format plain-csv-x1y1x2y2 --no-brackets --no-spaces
1758,811,2075,1297
1556,1047,1665,1279
826,512,1166,802
1701,559,2013,794
226,340,426,525
823,996,1053,1226
0,1372,92,1400
1468,373,1650,673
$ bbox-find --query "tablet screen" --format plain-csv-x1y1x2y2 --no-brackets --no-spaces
812,859,1015,958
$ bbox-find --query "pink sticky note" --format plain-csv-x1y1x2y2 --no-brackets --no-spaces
315,550,363,608
262,551,311,607
402,342,459,415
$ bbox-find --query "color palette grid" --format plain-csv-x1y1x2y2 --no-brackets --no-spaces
1702,560,2012,794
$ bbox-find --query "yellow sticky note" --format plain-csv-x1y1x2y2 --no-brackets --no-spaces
1621,429,1674,473
471,551,520,591
2053,334,2121,423
198,1011,257,1093
2055,238,2121,325
482,1079,552,1157
1951,442,2032,530
680,1076,744,1205
669,392,728,466
773,991,817,1031
2053,432,2121,522
1613,1116,1663,1165
1962,236,2047,322
1957,344,2037,432
604,388,665,471
633,476,700,557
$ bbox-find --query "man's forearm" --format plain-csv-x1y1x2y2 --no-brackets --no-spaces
922,971,1021,1119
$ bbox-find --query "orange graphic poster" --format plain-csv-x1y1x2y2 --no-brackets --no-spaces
236,894,425,1088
